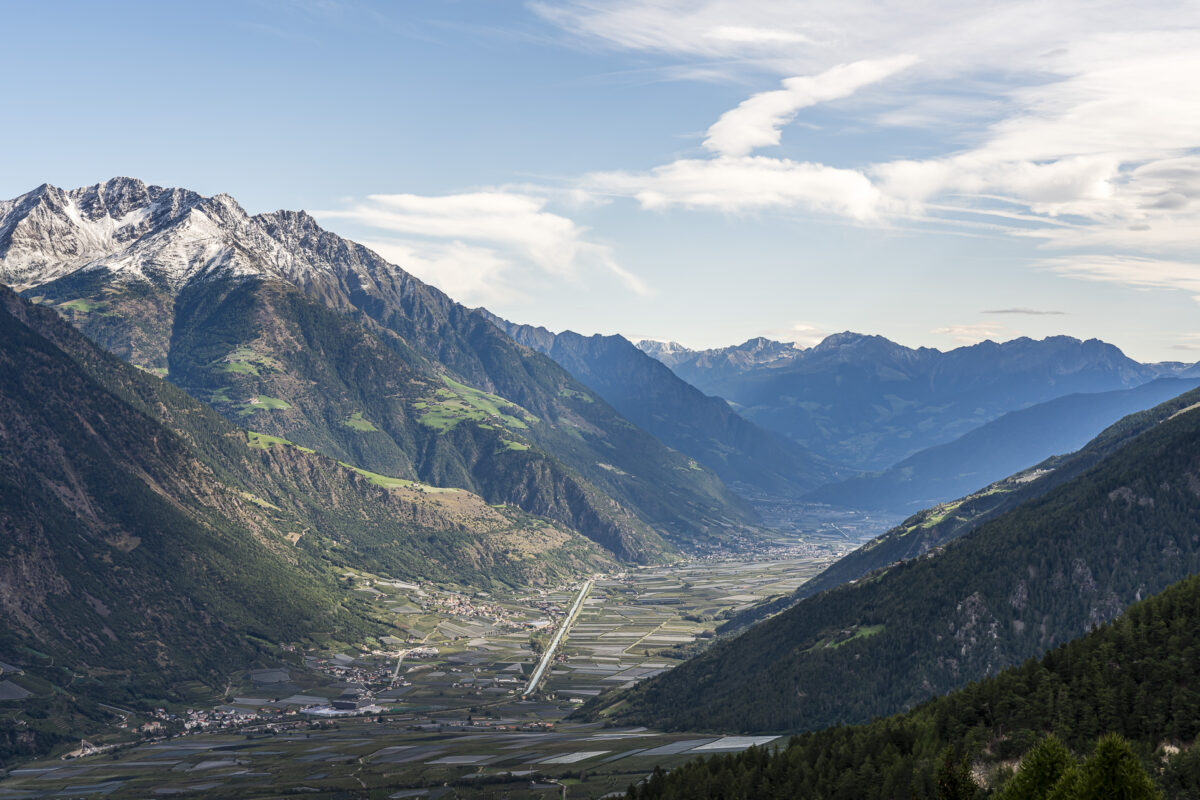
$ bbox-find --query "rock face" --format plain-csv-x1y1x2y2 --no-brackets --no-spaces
0,178,377,290
0,178,756,560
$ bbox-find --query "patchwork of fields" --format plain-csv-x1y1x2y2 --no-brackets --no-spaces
0,543,849,799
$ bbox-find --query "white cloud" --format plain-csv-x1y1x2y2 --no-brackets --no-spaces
703,56,917,157
324,192,580,275
534,1,1195,76
357,238,520,307
983,308,1067,316
588,156,891,218
543,1,1200,303
1170,334,1200,352
761,322,829,347
930,323,1005,345
315,190,650,304
1040,255,1200,302
704,26,812,46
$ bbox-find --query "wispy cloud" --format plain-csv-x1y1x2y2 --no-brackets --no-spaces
539,1,1200,304
1170,334,1200,352
1040,255,1200,302
587,156,890,218
356,238,521,307
703,57,917,157
314,190,650,305
930,323,1005,344
983,308,1068,316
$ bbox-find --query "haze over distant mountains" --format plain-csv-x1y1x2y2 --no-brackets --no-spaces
639,334,1199,515
807,376,1200,513
488,315,846,498
588,384,1200,732
640,334,1195,471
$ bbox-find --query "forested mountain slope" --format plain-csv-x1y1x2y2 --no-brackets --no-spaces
630,570,1200,799
719,383,1200,634
587,390,1200,732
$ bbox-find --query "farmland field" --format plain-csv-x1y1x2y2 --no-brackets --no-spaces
0,540,852,799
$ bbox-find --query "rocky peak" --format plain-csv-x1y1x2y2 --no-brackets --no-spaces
0,179,401,292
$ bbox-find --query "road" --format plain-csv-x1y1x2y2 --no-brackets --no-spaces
523,579,593,697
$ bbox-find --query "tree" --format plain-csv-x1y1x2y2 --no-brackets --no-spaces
935,748,978,800
1071,734,1160,800
998,735,1075,800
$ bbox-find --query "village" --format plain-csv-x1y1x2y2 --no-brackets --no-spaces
0,540,850,798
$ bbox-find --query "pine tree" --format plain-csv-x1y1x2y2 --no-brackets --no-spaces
1071,734,1160,800
998,734,1074,800
935,748,978,800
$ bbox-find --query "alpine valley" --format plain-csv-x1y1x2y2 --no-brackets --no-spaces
3,178,1200,799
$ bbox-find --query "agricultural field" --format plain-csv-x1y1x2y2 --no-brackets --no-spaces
0,544,849,799
415,377,538,434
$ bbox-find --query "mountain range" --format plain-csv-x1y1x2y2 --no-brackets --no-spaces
0,178,760,561
806,376,1200,513
640,334,1195,471
585,384,1200,732
7,176,1200,783
488,316,844,498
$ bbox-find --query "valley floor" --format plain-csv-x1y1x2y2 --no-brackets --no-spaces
0,536,851,799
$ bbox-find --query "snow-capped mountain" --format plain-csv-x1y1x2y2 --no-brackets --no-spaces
0,177,756,559
0,177,401,293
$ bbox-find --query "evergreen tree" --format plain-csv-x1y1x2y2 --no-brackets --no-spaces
935,749,978,800
1072,734,1160,800
998,735,1074,800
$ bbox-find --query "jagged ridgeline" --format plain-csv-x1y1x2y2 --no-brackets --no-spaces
0,178,759,560
585,388,1200,732
641,333,1187,472
0,287,617,690
628,569,1200,799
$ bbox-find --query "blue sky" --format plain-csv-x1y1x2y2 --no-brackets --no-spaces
4,0,1200,361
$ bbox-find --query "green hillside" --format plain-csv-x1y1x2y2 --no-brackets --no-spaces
0,286,623,764
29,227,757,559
0,288,366,692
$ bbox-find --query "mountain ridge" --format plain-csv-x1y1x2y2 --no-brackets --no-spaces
806,376,1200,513
0,178,759,559
638,332,1196,469
584,383,1200,732
488,315,846,498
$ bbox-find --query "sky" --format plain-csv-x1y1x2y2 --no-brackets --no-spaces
3,0,1200,361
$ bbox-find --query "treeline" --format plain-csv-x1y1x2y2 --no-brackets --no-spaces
626,570,1200,798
